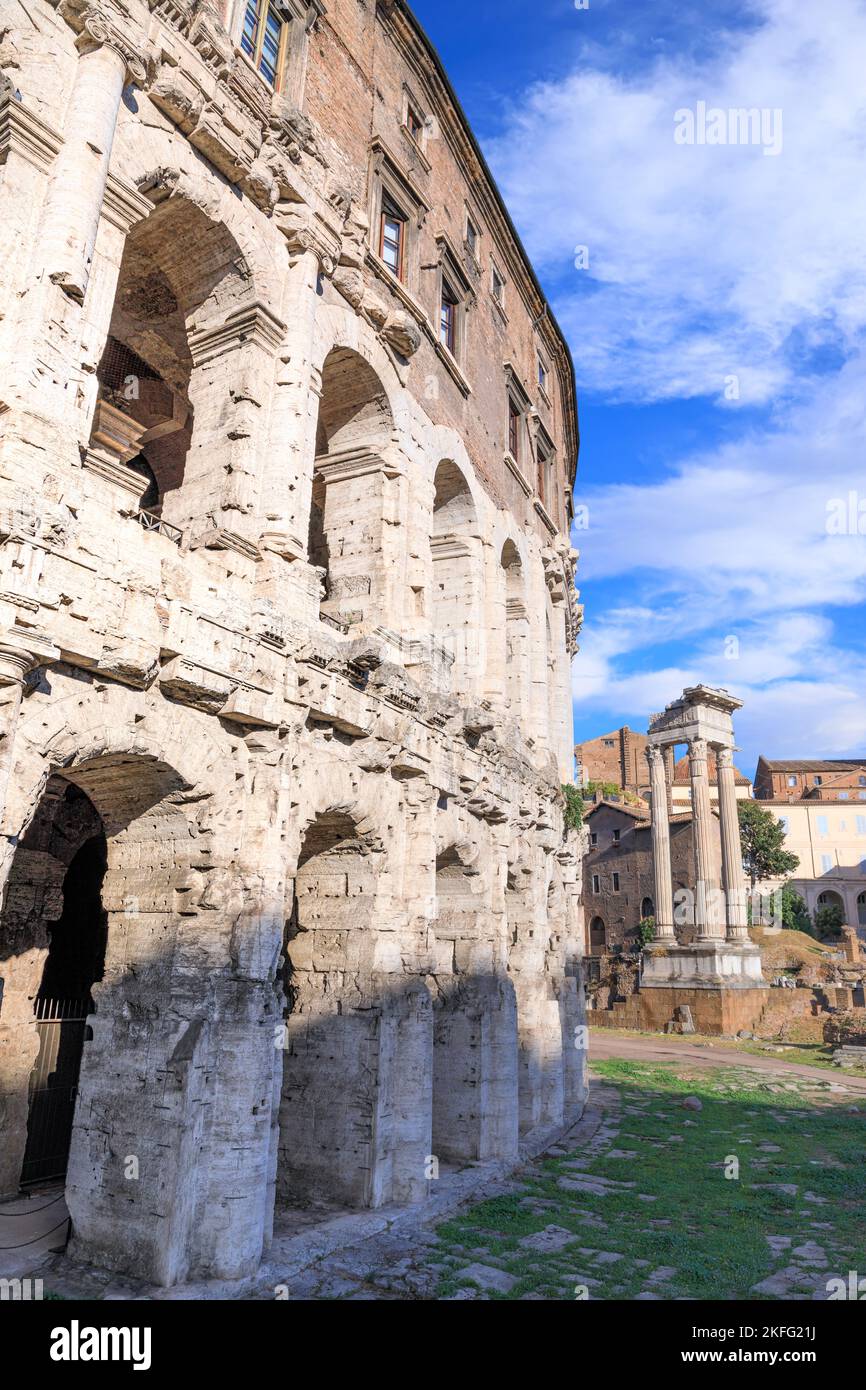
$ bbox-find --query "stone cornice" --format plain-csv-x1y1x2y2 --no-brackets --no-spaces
0,95,63,172
188,301,287,366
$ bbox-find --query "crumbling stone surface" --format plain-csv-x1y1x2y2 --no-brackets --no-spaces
0,0,585,1290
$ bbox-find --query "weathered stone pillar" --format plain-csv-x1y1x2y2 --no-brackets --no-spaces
717,745,748,940
39,18,147,303
688,737,723,938
0,631,58,860
260,248,322,560
645,744,675,939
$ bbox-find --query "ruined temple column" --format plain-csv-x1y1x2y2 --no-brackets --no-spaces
645,744,675,939
717,745,749,941
688,737,724,939
39,17,148,303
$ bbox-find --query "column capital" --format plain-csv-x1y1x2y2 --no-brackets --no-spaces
688,735,708,759
716,745,735,770
0,630,59,687
645,742,665,768
73,6,151,85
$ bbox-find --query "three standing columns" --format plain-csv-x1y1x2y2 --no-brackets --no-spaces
645,738,748,944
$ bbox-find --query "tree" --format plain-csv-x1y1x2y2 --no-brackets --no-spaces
737,800,800,891
562,783,584,831
637,916,656,947
748,881,812,934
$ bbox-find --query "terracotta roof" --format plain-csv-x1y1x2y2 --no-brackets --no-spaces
760,759,866,772
672,754,751,785
585,800,650,821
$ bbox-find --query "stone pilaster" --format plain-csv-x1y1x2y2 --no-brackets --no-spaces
688,736,723,939
717,745,749,940
646,744,675,939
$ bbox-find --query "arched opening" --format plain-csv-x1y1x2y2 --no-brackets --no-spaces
88,196,253,536
0,748,208,1286
500,540,528,719
277,810,429,1211
858,892,866,928
817,890,844,911
641,896,654,921
4,781,108,1188
308,349,394,629
430,461,480,700
589,915,607,954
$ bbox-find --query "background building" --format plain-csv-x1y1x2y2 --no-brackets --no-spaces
575,726,649,796
754,758,866,802
670,751,752,808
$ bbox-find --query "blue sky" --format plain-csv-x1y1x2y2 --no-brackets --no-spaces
409,0,866,780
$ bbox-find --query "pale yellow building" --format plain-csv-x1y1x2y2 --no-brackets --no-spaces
762,801,866,936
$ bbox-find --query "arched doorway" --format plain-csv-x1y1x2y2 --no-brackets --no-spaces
0,747,208,1285
640,896,654,921
589,916,606,954
18,785,108,1186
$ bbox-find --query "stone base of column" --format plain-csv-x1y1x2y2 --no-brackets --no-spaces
641,941,765,989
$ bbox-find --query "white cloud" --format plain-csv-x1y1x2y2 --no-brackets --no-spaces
487,0,866,762
489,0,866,402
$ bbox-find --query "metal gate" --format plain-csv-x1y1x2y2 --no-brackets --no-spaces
20,997,89,1186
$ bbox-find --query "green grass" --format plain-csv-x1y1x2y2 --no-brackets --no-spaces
433,1060,866,1300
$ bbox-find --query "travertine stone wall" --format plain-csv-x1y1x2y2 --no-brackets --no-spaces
0,0,585,1287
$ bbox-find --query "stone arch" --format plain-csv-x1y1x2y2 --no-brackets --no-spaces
307,347,396,628
88,177,283,543
430,459,483,701
0,733,210,1284
275,764,429,1212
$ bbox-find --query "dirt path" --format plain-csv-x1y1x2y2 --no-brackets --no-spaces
589,1030,866,1091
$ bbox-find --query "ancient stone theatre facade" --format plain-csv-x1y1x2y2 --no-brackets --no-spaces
0,0,584,1286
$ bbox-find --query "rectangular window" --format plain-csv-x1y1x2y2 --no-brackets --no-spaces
507,398,521,460
538,355,548,393
821,854,833,873
492,264,505,304
839,791,849,800
592,874,600,894
860,791,866,801
787,775,797,786
612,872,620,892
778,816,789,834
817,815,829,835
379,194,406,279
241,0,288,89
440,279,458,354
603,738,615,747
613,828,621,844
814,775,823,786
406,104,424,142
